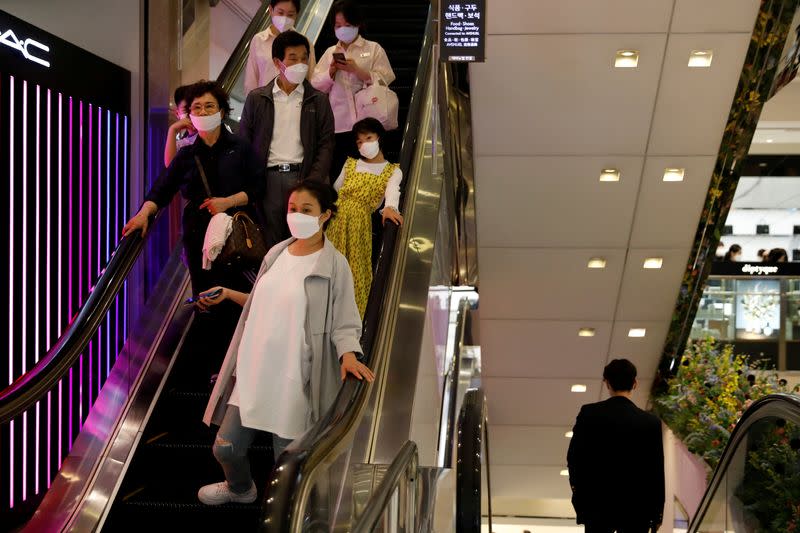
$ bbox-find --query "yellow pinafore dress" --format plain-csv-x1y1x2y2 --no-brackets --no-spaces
326,157,398,318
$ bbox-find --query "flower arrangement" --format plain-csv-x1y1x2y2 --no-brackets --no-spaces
653,337,800,531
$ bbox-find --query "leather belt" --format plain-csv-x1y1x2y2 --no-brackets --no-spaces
267,163,301,172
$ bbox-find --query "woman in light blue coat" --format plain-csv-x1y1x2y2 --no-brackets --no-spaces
196,180,374,506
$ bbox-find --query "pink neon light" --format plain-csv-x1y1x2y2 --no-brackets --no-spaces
35,83,41,496
123,116,128,341
9,74,15,509
69,96,75,450
57,90,63,474
22,79,28,502
115,113,120,371
88,102,93,412
47,87,53,487
78,100,84,432
97,107,102,396
106,109,111,376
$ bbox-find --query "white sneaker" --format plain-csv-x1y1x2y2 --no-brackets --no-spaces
197,481,257,505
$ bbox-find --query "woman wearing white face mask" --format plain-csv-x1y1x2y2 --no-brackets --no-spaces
311,0,395,177
123,81,265,300
325,118,402,318
197,180,372,506
244,0,317,95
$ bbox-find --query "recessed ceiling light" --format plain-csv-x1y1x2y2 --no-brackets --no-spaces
599,168,621,182
578,327,596,337
587,258,607,269
560,469,569,476
766,139,774,143
643,257,663,269
571,384,587,393
565,431,574,438
628,328,647,338
615,50,639,68
688,49,713,67
759,162,768,167
663,168,685,182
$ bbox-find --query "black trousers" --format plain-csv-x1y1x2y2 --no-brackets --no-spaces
261,169,301,251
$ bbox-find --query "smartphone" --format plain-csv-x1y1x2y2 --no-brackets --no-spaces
184,288,222,305
333,52,346,64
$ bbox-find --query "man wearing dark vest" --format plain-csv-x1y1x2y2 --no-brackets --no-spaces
567,359,664,533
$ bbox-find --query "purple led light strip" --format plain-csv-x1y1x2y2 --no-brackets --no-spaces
35,83,41,497
106,110,111,377
88,102,93,414
123,116,128,342
115,113,120,373
78,100,84,435
96,106,102,400
9,74,15,509
57,91,63,479
22,79,28,503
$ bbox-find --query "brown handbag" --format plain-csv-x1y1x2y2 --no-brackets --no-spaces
194,155,267,268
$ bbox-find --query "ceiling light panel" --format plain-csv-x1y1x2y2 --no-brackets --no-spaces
663,168,685,182
560,469,569,476
628,328,647,338
615,50,639,68
587,258,607,269
688,49,713,67
643,257,663,269
578,327,596,337
571,384,587,393
565,431,574,438
599,168,621,182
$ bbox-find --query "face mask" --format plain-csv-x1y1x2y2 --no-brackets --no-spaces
359,140,380,159
272,15,295,33
190,111,222,132
281,62,309,85
287,212,321,239
335,25,359,44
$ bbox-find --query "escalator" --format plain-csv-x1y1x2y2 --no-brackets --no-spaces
688,394,800,533
0,0,434,531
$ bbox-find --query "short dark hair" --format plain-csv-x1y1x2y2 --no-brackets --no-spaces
767,248,788,262
185,80,232,116
272,30,310,60
352,117,386,154
270,0,300,10
332,0,365,28
173,84,191,106
603,359,637,392
288,180,339,229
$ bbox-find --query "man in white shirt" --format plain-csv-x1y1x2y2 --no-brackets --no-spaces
239,31,335,250
244,0,317,95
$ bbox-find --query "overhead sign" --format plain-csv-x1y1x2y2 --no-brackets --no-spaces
0,27,50,67
712,261,800,277
440,1,485,62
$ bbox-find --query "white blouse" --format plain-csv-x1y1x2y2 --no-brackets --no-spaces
333,159,402,211
244,27,317,95
310,36,395,133
228,248,321,438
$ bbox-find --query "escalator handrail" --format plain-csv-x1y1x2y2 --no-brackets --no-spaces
688,393,800,532
0,228,146,424
442,298,472,467
259,9,436,532
351,440,419,533
456,387,491,533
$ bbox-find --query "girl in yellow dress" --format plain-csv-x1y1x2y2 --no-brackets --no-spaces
326,118,403,317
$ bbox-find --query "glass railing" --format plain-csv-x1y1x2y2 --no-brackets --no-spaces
690,393,800,532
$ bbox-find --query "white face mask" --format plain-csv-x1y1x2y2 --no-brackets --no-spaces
272,15,295,33
287,212,322,239
281,62,309,85
359,140,380,159
335,25,359,44
190,111,222,132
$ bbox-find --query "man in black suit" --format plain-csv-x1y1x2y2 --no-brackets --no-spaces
567,359,664,533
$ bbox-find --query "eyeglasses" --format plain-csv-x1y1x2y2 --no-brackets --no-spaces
190,102,219,114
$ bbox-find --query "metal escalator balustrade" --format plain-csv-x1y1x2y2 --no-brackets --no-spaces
689,393,800,532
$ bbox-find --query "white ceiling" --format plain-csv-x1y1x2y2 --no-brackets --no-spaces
469,0,762,519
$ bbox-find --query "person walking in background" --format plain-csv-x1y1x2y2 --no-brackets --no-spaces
723,244,742,262
767,248,789,262
567,359,664,533
239,30,335,250
197,181,373,505
243,0,317,95
311,0,395,176
326,118,402,317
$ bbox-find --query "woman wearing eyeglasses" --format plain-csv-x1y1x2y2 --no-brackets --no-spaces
122,80,266,375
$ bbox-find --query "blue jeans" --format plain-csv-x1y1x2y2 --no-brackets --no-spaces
212,405,295,494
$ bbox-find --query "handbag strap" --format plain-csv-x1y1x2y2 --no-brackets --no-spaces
194,155,214,198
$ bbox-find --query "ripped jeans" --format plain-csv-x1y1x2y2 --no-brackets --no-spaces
212,405,295,494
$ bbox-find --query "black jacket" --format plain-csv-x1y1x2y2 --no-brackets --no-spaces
239,79,335,183
566,396,665,527
144,128,265,239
